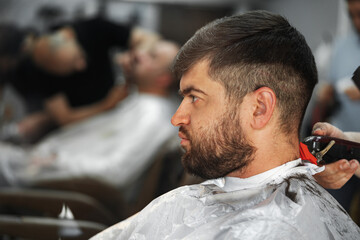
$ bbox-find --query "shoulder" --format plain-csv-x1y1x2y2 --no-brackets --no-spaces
218,217,304,240
272,175,360,238
91,185,200,239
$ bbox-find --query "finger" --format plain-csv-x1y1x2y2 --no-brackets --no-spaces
328,159,358,176
312,122,329,136
312,122,346,139
339,159,352,171
335,161,358,186
326,159,349,174
349,159,360,172
312,122,338,136
319,160,358,189
355,164,360,177
338,159,359,174
314,160,349,182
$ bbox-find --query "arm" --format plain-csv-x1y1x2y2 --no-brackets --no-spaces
312,122,360,189
16,112,54,140
45,85,128,126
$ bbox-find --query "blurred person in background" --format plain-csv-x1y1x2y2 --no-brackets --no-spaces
316,0,360,133
0,40,179,197
313,0,360,215
0,17,159,143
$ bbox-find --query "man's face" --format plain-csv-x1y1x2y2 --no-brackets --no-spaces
130,42,172,85
130,49,157,83
348,0,360,34
171,60,255,179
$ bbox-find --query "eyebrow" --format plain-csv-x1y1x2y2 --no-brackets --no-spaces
178,86,207,97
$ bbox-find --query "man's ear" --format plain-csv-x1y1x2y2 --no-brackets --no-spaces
251,87,276,129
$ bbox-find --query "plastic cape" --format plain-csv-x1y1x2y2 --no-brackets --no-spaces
91,159,360,240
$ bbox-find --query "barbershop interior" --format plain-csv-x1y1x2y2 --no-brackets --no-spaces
0,0,359,239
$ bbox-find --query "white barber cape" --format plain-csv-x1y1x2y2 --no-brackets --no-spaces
0,92,177,188
92,159,360,240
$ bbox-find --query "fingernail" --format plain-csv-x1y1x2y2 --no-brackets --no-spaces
340,161,350,170
350,161,359,169
312,127,321,134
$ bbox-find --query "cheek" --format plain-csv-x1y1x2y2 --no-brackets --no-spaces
138,62,153,75
190,111,220,133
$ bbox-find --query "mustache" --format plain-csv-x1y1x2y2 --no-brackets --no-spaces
179,126,190,139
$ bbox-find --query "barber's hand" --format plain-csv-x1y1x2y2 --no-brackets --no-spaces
313,159,359,189
312,122,347,140
312,122,360,188
18,112,53,139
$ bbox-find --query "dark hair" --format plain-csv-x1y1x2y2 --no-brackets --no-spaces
0,23,28,59
172,10,318,135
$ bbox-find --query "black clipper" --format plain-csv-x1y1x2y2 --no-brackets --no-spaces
302,136,360,165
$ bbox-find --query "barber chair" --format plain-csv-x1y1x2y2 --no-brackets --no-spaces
0,214,105,240
0,188,111,239
0,187,116,225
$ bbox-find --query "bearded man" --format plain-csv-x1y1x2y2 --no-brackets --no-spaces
92,10,360,239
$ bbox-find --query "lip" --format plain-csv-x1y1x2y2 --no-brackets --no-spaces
178,132,188,140
178,132,190,145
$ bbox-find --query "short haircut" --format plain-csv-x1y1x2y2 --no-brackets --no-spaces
172,10,318,135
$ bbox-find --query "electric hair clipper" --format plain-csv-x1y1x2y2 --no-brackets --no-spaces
302,136,360,165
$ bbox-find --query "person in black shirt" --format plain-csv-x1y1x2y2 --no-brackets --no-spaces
1,17,159,142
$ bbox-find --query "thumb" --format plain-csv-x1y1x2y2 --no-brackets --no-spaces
312,122,328,136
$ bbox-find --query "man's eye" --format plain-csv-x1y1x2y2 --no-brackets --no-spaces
191,95,198,103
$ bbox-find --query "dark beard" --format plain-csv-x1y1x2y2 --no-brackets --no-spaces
180,111,256,180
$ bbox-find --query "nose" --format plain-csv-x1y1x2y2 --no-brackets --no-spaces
134,50,148,63
171,102,190,126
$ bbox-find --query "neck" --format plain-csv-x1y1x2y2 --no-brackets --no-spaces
228,131,300,179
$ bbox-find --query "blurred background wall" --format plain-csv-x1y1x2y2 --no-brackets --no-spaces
0,0,345,50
